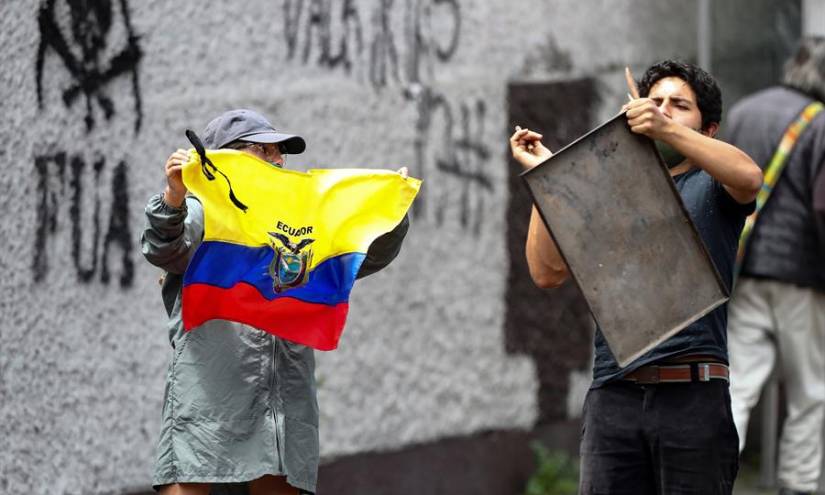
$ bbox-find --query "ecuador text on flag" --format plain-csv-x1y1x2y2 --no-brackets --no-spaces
180,148,420,350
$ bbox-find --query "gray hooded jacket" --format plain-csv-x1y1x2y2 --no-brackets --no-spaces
141,193,408,492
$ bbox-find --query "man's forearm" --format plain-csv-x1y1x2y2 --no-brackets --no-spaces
163,185,187,208
525,207,570,288
141,195,203,274
667,125,762,202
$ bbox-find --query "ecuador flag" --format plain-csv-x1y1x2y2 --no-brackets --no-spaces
180,145,420,351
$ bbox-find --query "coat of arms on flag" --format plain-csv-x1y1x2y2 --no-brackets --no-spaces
180,142,421,350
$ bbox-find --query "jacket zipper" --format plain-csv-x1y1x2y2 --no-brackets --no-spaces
270,335,285,473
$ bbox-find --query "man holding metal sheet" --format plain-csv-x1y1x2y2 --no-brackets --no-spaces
510,60,763,494
723,37,825,495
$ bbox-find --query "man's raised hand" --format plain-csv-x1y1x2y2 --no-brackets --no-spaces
510,125,553,170
624,98,674,141
163,148,190,208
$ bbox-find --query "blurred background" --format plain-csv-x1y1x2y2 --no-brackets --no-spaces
0,0,820,493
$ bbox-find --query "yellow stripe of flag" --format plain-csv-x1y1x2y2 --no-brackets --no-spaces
182,149,421,270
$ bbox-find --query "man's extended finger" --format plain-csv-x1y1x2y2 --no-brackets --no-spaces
510,128,529,142
625,66,640,99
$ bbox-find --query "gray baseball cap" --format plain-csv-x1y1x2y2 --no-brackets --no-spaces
201,109,306,153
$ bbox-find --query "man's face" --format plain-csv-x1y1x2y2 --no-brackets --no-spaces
647,76,710,135
238,142,286,167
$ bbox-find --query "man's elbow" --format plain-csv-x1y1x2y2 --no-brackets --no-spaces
743,165,763,197
734,153,763,197
727,161,763,204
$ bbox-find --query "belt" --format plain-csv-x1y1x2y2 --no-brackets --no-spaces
623,362,729,384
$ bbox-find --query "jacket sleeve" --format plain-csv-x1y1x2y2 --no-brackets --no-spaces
356,214,410,279
140,194,204,274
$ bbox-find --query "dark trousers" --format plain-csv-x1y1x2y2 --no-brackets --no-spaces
578,380,739,495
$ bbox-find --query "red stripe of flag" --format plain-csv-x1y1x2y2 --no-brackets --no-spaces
183,283,350,350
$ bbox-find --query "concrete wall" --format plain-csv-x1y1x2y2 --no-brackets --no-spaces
0,1,797,493
804,0,825,36
711,0,801,109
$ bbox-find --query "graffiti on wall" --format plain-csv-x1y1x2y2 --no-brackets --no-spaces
409,87,492,235
283,0,489,234
283,0,460,90
36,0,143,133
284,0,363,74
32,153,135,287
33,0,141,287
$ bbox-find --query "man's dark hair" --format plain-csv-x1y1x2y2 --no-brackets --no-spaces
637,59,722,131
783,36,825,103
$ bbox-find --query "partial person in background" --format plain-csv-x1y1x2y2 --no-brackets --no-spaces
142,109,410,495
723,36,825,495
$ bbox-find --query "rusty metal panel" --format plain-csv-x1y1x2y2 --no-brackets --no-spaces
521,113,728,367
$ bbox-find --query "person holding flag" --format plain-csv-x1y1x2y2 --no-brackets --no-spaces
141,109,418,495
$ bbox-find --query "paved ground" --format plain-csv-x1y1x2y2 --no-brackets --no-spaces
732,458,825,495
734,460,776,495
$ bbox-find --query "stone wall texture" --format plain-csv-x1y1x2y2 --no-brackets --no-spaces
0,0,799,493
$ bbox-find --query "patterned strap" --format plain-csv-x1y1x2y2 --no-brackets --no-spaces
735,101,825,276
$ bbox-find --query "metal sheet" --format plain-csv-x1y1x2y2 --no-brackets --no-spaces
521,113,728,367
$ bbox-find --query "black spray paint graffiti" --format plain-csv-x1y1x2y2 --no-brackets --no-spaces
283,0,460,89
370,0,400,88
36,0,143,133
409,87,492,235
505,79,599,424
284,0,364,73
284,0,487,233
33,152,135,287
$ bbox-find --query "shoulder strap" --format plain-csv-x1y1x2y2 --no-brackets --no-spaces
735,100,825,276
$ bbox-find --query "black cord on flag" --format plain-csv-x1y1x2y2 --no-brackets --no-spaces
185,129,249,212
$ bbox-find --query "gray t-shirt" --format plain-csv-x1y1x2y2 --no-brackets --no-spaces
591,168,755,387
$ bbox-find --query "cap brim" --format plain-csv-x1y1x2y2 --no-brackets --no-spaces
241,132,306,154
